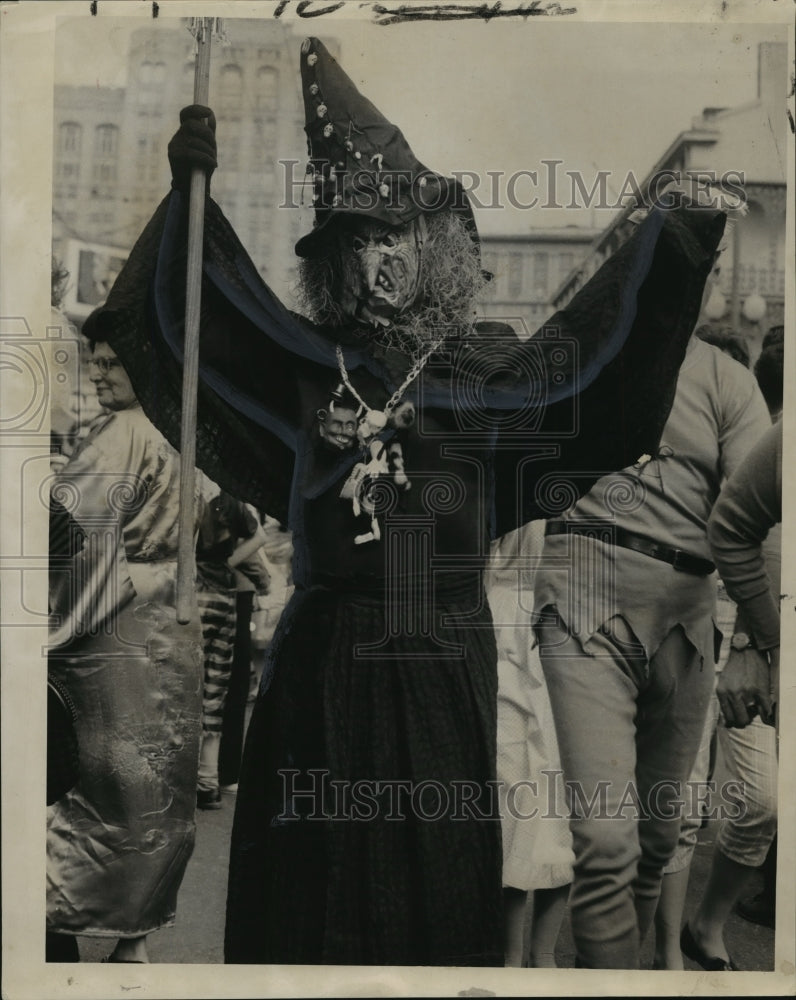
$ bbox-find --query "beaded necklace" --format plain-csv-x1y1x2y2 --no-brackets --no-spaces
334,337,443,439
333,337,444,544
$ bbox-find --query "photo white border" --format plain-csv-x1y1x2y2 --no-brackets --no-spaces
2,1,794,997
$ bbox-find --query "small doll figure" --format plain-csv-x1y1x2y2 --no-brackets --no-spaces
356,409,388,448
316,384,362,451
339,438,412,544
387,441,410,490
388,401,415,431
340,439,390,544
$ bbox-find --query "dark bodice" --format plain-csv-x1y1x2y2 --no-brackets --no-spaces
301,398,491,585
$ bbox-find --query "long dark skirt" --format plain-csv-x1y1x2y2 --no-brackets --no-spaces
219,590,255,787
224,579,503,966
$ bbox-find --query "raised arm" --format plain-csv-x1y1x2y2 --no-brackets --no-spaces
84,107,334,521
485,198,726,535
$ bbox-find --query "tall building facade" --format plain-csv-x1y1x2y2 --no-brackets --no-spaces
478,228,601,335
550,42,788,359
53,86,126,250
53,21,336,318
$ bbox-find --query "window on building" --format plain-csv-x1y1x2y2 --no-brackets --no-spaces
95,124,119,158
219,118,242,171
59,122,82,156
256,67,278,108
139,59,165,83
94,162,117,183
508,252,524,298
252,118,277,164
558,252,574,279
219,64,243,103
138,60,167,110
533,252,549,294
181,60,196,99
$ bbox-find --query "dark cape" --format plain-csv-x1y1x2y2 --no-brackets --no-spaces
85,189,725,539
85,190,725,966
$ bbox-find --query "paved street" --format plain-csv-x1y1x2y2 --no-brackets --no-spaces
76,773,775,971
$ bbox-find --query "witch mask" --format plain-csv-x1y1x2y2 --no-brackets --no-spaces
336,215,426,328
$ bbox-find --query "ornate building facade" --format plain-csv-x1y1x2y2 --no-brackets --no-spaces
551,42,788,359
479,228,601,335
53,21,334,319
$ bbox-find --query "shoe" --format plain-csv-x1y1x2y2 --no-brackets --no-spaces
196,788,222,810
735,892,775,929
680,923,738,971
220,783,238,795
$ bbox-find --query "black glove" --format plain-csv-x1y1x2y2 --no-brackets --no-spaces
167,105,218,193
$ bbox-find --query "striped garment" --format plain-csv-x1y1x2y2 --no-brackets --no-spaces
196,569,237,734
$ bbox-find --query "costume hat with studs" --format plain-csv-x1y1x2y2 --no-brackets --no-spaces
295,37,478,259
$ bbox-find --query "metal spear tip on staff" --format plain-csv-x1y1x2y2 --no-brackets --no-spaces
176,17,225,624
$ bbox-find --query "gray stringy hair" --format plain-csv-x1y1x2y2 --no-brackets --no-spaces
296,210,487,358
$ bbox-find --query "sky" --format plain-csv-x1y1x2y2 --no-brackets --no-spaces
53,10,789,234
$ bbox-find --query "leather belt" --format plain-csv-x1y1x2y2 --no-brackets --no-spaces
545,521,716,577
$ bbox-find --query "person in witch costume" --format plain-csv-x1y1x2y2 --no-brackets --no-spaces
84,37,729,966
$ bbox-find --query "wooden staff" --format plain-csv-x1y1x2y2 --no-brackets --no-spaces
176,18,215,623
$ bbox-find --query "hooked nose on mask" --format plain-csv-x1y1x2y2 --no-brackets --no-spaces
361,247,383,292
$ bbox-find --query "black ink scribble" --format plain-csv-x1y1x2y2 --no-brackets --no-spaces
367,1,576,23
272,0,576,20
787,108,795,135
274,0,347,15
297,0,347,14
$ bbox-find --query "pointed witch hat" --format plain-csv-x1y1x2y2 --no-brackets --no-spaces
295,37,479,259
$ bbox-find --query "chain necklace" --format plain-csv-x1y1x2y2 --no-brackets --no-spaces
335,337,443,436
332,337,445,545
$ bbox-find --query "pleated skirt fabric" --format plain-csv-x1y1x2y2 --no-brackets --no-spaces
225,579,504,966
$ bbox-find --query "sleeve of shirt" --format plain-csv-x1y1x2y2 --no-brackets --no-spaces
707,420,782,650
717,358,772,480
488,202,727,533
233,499,259,541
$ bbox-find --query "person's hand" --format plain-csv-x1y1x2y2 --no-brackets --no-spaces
167,105,217,193
717,646,776,728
